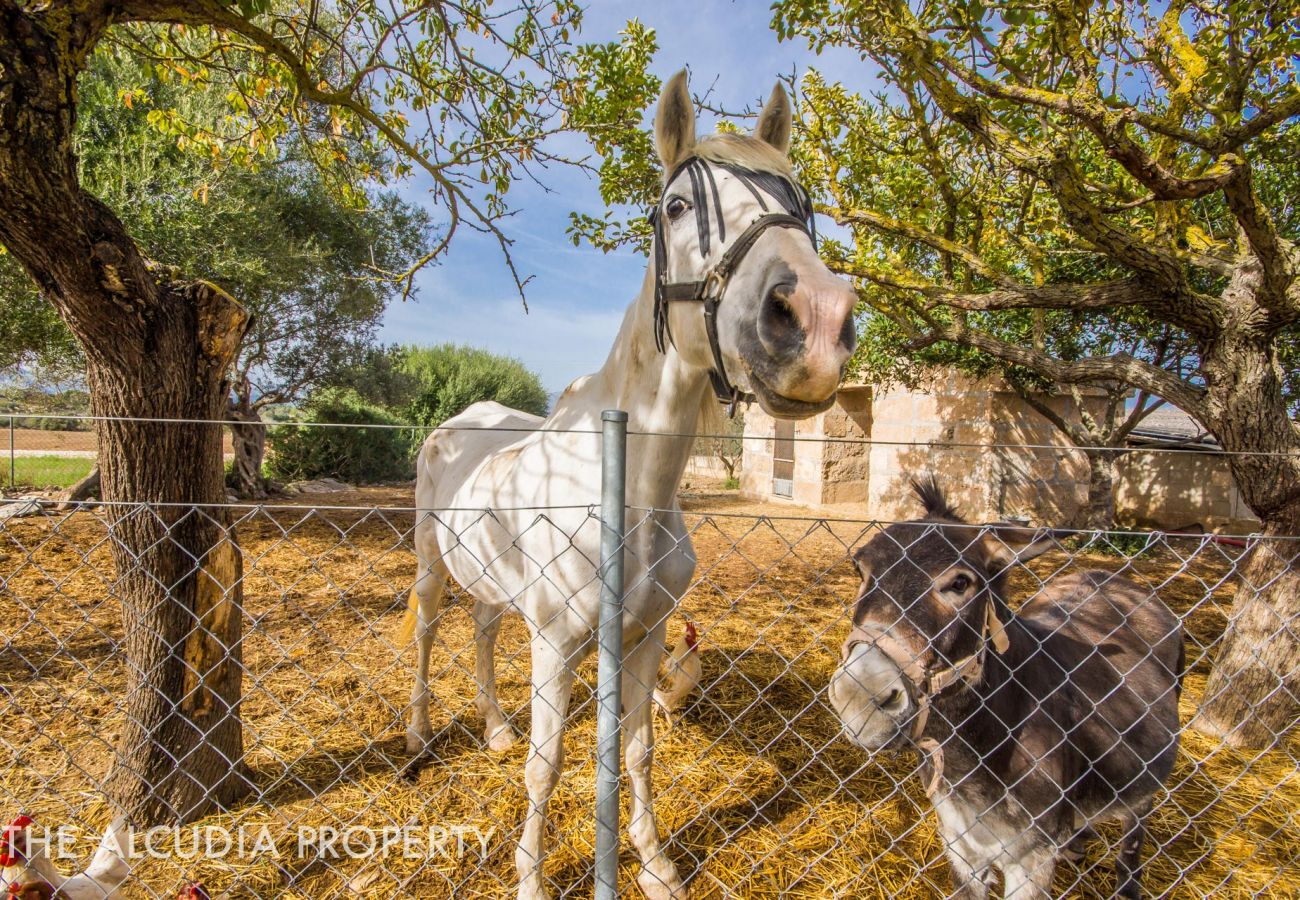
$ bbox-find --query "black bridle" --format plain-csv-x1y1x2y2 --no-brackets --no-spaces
649,156,818,416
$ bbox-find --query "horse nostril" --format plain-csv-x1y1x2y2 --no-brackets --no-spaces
759,282,805,357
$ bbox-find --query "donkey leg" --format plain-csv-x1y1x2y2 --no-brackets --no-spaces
1001,847,1056,900
472,599,516,751
622,625,686,900
941,843,991,900
1115,812,1148,900
515,632,580,900
406,556,450,754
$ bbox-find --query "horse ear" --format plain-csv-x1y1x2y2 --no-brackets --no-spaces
980,524,1068,570
754,82,792,154
655,70,696,169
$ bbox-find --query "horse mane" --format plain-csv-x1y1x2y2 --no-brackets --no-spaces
695,391,727,449
680,133,793,180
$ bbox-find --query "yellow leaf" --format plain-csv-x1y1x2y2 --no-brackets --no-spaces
1184,224,1219,251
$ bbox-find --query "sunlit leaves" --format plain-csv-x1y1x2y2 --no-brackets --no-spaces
105,0,604,296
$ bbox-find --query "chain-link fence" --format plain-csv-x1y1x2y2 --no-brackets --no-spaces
2,416,1298,898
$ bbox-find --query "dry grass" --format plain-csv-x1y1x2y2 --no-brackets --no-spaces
0,487,1296,898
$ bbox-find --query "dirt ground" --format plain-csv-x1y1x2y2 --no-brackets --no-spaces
0,485,1296,898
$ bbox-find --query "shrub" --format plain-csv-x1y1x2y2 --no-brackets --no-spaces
267,388,417,484
401,344,549,426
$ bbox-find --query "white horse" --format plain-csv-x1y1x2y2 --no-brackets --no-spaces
399,71,857,899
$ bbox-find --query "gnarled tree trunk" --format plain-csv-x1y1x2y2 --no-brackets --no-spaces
228,398,269,499
1192,503,1300,747
0,4,251,823
1191,314,1300,748
1077,448,1119,532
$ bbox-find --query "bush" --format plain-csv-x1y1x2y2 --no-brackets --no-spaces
401,344,549,426
267,389,417,484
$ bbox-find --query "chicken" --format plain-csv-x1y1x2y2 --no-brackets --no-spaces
1,815,130,900
7,881,53,900
652,620,702,727
177,882,210,900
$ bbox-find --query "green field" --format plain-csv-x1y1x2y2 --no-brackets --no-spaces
3,455,94,489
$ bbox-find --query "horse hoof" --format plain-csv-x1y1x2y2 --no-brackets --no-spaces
637,867,687,900
486,725,517,753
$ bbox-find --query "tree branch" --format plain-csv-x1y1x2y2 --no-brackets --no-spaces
828,205,1016,287
1222,164,1297,317
924,318,1209,419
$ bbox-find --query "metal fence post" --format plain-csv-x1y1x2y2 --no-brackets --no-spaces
595,409,628,899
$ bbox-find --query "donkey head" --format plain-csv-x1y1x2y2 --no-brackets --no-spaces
828,478,1061,751
651,71,857,418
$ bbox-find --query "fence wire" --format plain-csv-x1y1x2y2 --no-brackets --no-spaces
0,486,1294,900
0,408,1294,900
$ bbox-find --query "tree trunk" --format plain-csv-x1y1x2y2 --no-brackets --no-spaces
1191,503,1300,748
0,5,252,823
91,281,253,824
1076,448,1118,531
1189,272,1300,747
228,400,269,499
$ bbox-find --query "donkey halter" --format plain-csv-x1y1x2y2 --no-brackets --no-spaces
840,595,1009,797
649,156,818,416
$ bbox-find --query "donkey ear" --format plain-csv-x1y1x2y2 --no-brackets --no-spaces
754,82,792,154
980,524,1068,570
655,70,696,169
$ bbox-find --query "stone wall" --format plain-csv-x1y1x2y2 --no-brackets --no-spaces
865,374,1093,523
737,374,1258,533
741,386,872,508
1117,451,1259,533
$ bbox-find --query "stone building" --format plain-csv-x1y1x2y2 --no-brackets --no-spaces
739,375,1259,533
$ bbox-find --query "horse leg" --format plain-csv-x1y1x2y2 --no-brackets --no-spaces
515,631,580,900
472,598,516,751
406,554,450,755
622,625,686,900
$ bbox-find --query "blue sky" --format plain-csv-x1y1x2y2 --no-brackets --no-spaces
378,1,872,393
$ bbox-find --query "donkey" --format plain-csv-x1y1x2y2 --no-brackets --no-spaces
828,480,1184,899
399,72,856,899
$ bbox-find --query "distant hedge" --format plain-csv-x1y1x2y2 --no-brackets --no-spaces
267,388,417,484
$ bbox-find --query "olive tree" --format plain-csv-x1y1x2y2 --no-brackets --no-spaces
773,0,1300,746
0,0,604,823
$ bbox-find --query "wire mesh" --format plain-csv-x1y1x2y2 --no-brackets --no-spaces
1,426,1298,899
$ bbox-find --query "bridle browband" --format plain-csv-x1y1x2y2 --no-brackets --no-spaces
649,156,818,416
840,594,1009,797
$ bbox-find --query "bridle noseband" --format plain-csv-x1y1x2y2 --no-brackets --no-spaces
840,595,1009,796
649,156,817,416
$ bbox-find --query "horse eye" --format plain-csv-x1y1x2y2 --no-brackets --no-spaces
946,574,972,594
665,197,690,220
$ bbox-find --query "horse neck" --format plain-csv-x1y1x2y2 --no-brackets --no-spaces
584,270,712,510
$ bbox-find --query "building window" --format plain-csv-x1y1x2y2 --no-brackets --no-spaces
772,420,795,498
